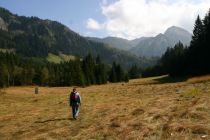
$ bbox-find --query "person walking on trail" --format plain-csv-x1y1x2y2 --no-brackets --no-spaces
69,88,81,119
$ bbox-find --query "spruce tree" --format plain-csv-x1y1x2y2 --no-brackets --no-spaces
0,64,9,87
202,9,210,72
95,56,107,84
0,64,5,87
82,54,96,85
109,62,117,82
115,64,124,82
128,64,140,79
72,61,85,86
190,15,203,47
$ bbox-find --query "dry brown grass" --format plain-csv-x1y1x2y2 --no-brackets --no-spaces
1,75,210,140
187,75,210,84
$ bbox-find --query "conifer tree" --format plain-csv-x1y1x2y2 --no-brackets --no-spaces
190,15,203,47
115,64,124,82
202,9,210,72
82,54,96,85
95,56,107,84
0,64,9,87
109,62,117,82
128,64,141,79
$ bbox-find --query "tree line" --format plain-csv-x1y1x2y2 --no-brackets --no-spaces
143,9,210,77
0,52,142,88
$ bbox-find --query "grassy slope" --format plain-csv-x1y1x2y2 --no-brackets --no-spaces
0,48,15,53
1,76,210,140
47,53,76,63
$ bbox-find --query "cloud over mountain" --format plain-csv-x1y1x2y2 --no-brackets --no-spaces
87,0,210,39
86,18,103,30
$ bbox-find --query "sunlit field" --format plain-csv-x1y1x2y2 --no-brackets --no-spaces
1,75,210,140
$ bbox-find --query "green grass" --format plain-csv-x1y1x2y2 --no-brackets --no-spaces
59,53,76,61
47,53,62,63
46,53,76,63
0,48,15,53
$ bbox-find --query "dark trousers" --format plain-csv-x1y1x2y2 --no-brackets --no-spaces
72,104,79,118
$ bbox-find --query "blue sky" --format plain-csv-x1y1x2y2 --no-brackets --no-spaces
0,0,111,37
0,0,209,39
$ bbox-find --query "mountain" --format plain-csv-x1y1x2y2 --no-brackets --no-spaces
87,36,132,50
87,36,150,51
164,26,192,46
0,7,149,69
129,37,150,47
130,26,192,57
88,26,191,57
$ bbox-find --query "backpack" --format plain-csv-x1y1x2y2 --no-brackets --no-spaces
71,92,78,102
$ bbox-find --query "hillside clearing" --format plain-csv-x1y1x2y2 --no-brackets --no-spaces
0,48,15,53
1,75,210,140
47,53,76,64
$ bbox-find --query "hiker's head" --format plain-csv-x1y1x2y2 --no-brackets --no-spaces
73,88,76,92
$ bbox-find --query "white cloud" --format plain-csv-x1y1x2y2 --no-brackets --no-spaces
86,18,103,30
90,0,210,39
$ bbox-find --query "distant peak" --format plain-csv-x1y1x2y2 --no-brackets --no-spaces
156,33,164,37
164,26,191,35
165,26,186,32
168,26,180,29
104,36,129,41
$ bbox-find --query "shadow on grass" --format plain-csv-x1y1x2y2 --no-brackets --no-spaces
35,118,74,123
153,76,189,84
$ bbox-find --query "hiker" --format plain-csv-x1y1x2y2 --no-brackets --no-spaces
69,88,81,119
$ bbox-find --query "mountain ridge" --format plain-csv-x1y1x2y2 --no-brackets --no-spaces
0,7,152,69
86,36,132,50
88,26,192,57
130,26,192,57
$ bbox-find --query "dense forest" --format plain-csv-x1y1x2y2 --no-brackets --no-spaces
0,53,138,88
143,9,210,77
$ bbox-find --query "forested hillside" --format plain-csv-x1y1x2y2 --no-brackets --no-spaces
0,52,131,87
0,7,146,69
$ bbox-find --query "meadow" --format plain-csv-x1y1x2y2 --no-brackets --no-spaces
1,75,210,140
